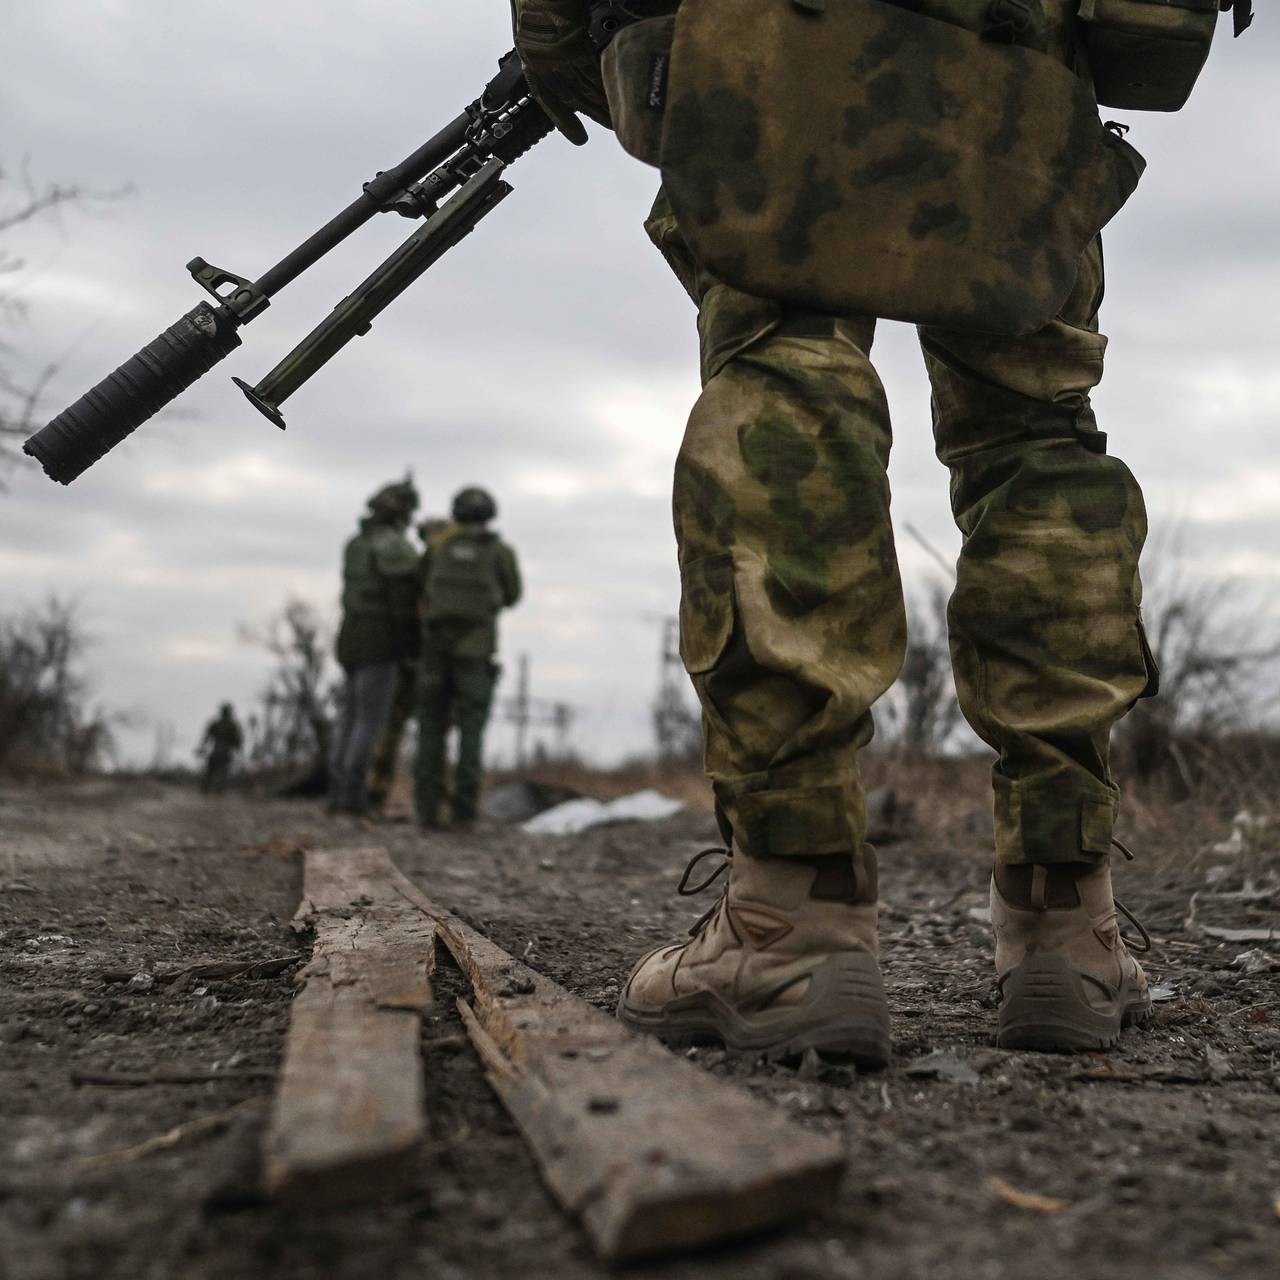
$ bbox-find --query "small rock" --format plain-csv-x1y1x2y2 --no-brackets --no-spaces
904,1051,981,1085
126,973,154,993
796,1049,823,1082
1198,1119,1228,1146
1233,949,1275,975
1204,1049,1235,1083
0,1022,31,1044
497,976,536,998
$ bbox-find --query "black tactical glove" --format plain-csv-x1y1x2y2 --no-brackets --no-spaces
512,0,612,146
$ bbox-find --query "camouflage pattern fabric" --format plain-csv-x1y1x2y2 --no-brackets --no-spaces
649,182,1157,865
414,529,521,826
335,518,422,670
421,528,522,658
1079,0,1222,111
646,0,1145,334
366,659,418,809
415,643,499,826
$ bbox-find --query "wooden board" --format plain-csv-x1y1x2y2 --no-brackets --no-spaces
263,846,435,1206
390,868,847,1262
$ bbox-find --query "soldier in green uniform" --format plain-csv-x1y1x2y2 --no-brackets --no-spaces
511,0,1193,1059
366,516,452,813
199,703,243,794
415,487,521,829
329,479,422,815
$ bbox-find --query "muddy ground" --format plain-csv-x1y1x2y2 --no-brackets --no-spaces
1,774,1277,1280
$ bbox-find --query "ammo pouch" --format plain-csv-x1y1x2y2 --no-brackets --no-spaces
424,535,502,626
603,0,1145,336
1078,0,1222,111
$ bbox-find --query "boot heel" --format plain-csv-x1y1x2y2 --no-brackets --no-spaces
779,952,891,1068
998,953,1121,1053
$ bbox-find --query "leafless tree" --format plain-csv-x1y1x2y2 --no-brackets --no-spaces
896,583,964,755
0,160,131,470
238,598,338,784
1121,533,1280,798
879,525,964,757
0,597,116,774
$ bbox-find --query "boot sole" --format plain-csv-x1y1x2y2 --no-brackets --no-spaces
618,952,891,1070
997,953,1152,1053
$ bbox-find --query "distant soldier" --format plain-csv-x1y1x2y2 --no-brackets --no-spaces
199,703,243,794
366,516,452,812
329,478,422,815
416,487,521,829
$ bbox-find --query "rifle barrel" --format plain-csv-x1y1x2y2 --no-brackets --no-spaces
254,109,474,297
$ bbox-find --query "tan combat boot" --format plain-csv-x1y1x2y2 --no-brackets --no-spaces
992,857,1152,1053
617,848,890,1067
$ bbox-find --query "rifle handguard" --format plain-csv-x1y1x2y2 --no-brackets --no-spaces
24,303,242,484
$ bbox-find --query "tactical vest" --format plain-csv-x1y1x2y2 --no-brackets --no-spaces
1078,0,1246,112
342,526,408,621
424,531,504,625
603,0,1147,335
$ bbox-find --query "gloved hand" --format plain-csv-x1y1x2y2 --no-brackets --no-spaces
512,0,612,146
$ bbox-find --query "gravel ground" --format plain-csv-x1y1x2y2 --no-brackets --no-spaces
1,775,1277,1280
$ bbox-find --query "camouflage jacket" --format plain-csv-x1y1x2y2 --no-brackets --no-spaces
336,517,423,669
421,527,522,659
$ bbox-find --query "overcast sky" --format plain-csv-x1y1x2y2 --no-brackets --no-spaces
2,3,1277,768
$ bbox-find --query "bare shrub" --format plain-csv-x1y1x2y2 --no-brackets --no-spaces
1120,538,1280,809
0,597,115,775
237,598,338,785
893,583,964,755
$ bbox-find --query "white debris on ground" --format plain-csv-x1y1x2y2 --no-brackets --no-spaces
521,789,685,836
1210,811,1275,859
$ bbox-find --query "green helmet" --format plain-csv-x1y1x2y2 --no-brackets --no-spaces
451,486,497,523
368,478,420,519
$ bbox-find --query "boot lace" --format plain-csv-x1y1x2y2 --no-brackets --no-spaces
677,847,731,938
1111,838,1152,954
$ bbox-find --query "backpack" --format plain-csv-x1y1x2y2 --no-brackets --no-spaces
1078,0,1253,112
424,531,503,625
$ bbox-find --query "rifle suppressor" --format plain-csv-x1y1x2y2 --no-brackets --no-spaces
24,303,243,484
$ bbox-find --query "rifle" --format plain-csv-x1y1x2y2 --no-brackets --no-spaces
23,50,554,484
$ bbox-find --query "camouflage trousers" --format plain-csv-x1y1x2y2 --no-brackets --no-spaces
367,660,418,809
414,646,499,826
651,196,1158,866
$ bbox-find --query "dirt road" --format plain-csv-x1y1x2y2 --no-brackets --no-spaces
2,778,1277,1279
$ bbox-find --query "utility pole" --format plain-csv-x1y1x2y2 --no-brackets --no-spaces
514,653,530,771
498,652,574,770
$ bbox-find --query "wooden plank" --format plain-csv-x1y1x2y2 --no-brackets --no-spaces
263,846,435,1206
388,863,846,1262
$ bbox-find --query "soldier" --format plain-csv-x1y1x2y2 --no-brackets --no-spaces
366,516,453,813
513,0,1176,1059
415,487,521,829
329,478,422,815
198,703,243,795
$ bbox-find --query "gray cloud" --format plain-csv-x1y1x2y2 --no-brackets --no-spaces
3,4,1277,763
